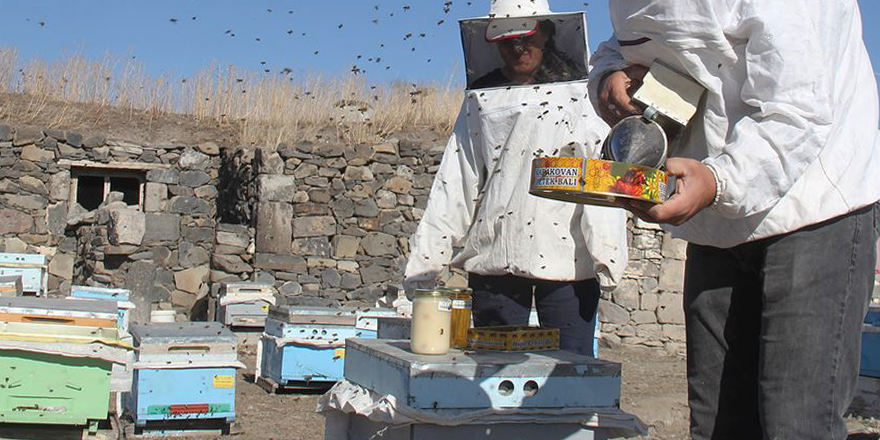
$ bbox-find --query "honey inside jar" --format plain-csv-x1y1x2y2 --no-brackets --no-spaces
440,287,472,349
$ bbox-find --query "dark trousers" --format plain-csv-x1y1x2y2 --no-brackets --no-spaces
685,204,879,440
468,273,600,356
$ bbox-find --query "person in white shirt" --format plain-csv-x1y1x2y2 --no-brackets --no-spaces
591,1,880,438
403,0,627,356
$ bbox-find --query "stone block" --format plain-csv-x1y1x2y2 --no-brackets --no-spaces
181,226,213,242
0,125,11,142
20,145,54,163
256,150,284,174
640,292,659,311
47,202,68,236
294,202,331,216
174,265,210,294
4,237,28,253
13,126,43,147
360,263,392,284
197,141,220,156
612,279,640,310
360,232,396,257
125,261,158,322
256,202,293,253
636,324,662,340
194,185,217,198
355,199,380,217
376,190,397,209
5,194,47,211
662,324,687,342
48,172,70,202
384,177,413,195
657,292,685,324
143,213,181,244
291,237,331,257
169,196,211,215
293,215,336,238
19,176,48,196
373,139,399,155
144,183,167,212
212,254,253,274
293,163,318,179
633,233,661,250
321,268,341,288
598,299,629,325
279,281,303,296
307,258,336,269
108,209,145,245
254,254,307,272
337,260,359,273
332,235,360,259
659,259,686,292
662,233,688,260
216,230,250,248
0,208,33,234
179,243,210,268
343,166,375,182
631,310,658,325
146,168,179,184
171,290,197,309
179,170,211,187
178,148,210,170
48,253,74,280
340,272,361,289
257,174,297,202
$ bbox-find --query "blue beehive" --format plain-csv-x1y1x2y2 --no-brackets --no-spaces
70,286,134,336
126,322,243,429
258,306,397,388
862,305,880,378
0,253,47,296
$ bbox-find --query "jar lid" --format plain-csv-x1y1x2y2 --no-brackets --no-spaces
413,289,451,298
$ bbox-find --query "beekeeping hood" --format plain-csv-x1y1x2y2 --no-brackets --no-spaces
461,0,589,90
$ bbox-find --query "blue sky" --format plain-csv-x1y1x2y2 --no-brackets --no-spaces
0,1,878,87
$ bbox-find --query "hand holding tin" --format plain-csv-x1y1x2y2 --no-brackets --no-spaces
620,157,716,225
597,65,648,125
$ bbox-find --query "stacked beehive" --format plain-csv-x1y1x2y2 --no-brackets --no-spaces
0,297,128,434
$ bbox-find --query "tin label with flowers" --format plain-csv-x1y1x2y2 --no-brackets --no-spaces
583,159,668,204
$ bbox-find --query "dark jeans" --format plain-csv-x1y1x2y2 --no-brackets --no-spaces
468,273,600,356
685,204,879,440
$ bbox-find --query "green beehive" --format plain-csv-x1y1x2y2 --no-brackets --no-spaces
0,350,112,432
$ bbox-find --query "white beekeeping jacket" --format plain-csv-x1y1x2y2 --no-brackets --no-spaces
590,0,880,248
404,11,628,291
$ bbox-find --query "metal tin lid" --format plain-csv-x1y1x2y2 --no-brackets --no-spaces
437,287,472,299
602,115,668,169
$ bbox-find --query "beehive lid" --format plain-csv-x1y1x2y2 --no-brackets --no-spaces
0,297,118,319
129,322,237,346
71,285,131,301
268,305,396,327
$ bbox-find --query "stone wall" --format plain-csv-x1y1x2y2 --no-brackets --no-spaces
0,120,688,349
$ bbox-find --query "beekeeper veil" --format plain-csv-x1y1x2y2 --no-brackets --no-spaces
461,0,589,89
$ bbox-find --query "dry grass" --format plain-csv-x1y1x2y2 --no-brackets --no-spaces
0,46,461,146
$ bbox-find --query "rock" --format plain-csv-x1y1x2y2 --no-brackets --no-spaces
169,196,211,215
307,258,336,269
194,185,217,198
46,202,68,235
384,177,413,195
636,324,662,339
174,265,210,294
360,232,396,257
631,311,658,325
291,237,331,257
5,194,47,211
294,202,330,216
354,199,380,217
360,264,392,284
216,231,250,248
337,260,359,273
48,253,74,280
66,132,83,147
0,125,11,142
197,141,220,156
633,233,661,250
179,243,210,268
321,268,341,288
662,233,688,260
125,261,159,322
20,145,55,162
48,172,70,202
340,272,362,289
82,135,106,149
66,203,95,225
146,169,180,184
255,202,293,253
332,235,360,259
598,299,630,325
171,290,197,309
13,126,43,147
659,259,686,292
19,176,48,196
108,209,145,245
178,148,210,170
254,254,307,272
257,175,297,202
376,190,397,209
143,213,181,244
179,171,211,187
292,215,336,238
144,183,167,212
0,208,34,234
331,198,355,219
373,139,399,155
640,292,659,311
657,292,685,324
612,279,640,310
4,237,27,253
293,163,318,179
212,254,252,274
662,324,687,342
279,281,303,296
343,166,375,182
57,142,85,159
256,150,284,174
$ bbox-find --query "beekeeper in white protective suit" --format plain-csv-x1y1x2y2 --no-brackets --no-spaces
590,1,880,439
403,0,627,356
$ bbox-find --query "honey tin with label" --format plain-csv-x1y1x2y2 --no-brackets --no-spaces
530,157,668,207
467,326,561,352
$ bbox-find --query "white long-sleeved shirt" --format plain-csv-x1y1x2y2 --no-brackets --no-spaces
403,80,628,291
589,0,880,248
